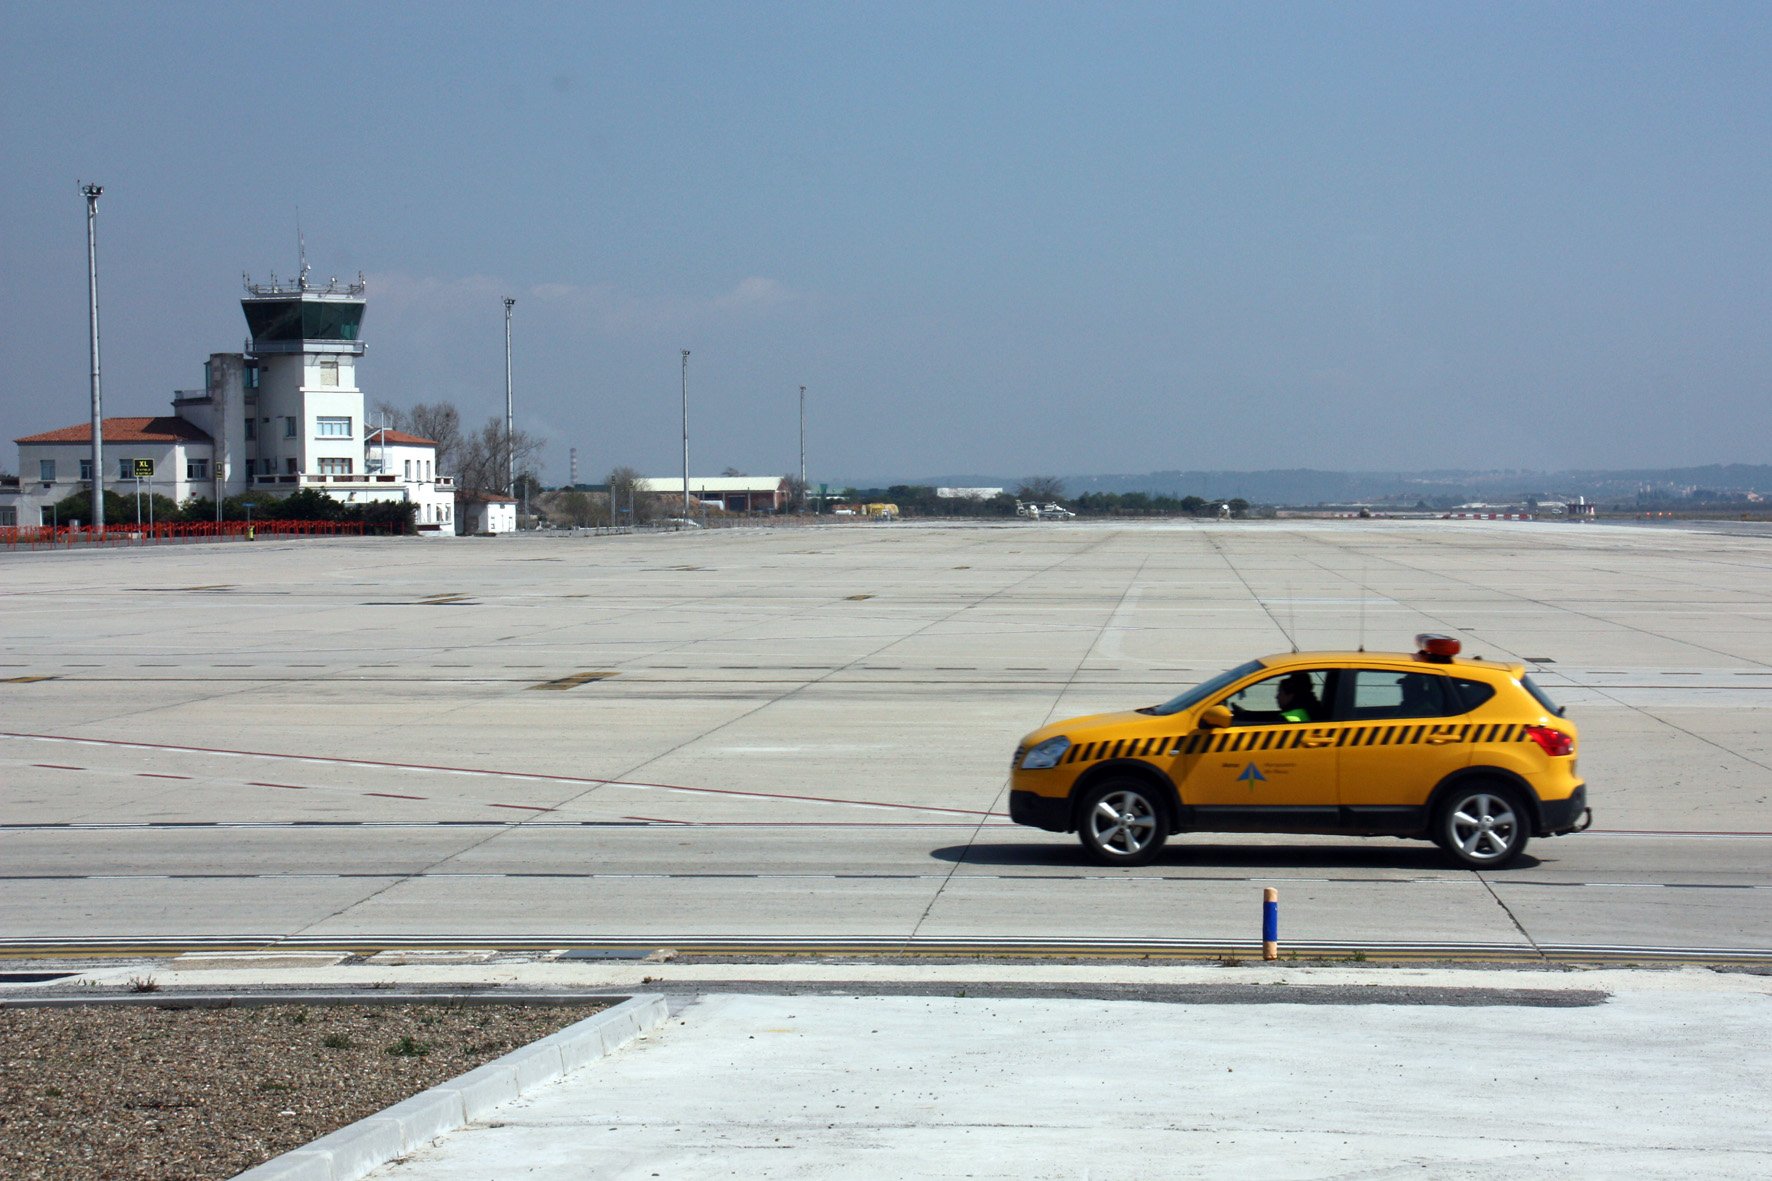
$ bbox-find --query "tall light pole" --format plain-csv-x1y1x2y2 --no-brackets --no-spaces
503,298,516,499
82,182,106,534
798,384,807,513
680,350,691,518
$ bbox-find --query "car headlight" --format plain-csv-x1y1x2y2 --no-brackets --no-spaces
1019,736,1071,770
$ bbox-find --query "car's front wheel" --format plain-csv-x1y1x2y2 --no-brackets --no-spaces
1077,780,1168,867
1434,783,1529,869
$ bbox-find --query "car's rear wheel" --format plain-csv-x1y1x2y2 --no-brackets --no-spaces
1434,783,1529,869
1077,780,1168,867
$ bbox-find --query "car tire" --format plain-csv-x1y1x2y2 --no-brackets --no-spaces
1076,779,1168,867
1434,782,1529,869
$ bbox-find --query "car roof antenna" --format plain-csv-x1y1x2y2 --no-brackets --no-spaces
1358,557,1367,652
1287,580,1298,653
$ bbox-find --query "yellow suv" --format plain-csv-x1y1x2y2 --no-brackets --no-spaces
1008,636,1589,868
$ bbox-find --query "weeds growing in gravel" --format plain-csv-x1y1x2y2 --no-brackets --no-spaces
386,1036,431,1058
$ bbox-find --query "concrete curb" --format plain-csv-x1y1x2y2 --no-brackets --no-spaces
230,993,667,1181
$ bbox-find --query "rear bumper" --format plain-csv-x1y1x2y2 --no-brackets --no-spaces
1538,784,1590,835
1009,790,1070,833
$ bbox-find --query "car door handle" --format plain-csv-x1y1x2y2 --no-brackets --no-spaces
1298,734,1335,748
1425,733,1461,745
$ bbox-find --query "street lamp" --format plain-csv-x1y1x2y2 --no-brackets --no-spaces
680,349,691,519
81,182,105,535
799,384,807,512
504,298,516,500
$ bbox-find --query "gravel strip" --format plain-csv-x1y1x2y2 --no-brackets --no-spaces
0,1000,611,1181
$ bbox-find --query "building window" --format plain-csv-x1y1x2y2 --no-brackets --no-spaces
284,416,298,438
39,459,55,482
317,416,351,438
118,458,133,479
286,457,299,475
318,359,339,387
404,459,412,480
244,418,257,441
318,457,352,476
80,459,92,480
187,459,210,480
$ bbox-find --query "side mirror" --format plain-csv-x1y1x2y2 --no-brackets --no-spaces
1197,704,1232,730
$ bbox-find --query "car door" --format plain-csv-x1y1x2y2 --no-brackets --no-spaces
1174,668,1342,815
1336,668,1473,821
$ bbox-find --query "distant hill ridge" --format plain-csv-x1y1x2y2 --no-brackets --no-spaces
848,465,1772,505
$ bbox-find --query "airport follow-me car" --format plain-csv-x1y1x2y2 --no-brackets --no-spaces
1009,635,1591,868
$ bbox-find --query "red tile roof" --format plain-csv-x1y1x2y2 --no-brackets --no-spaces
366,428,438,446
17,416,212,445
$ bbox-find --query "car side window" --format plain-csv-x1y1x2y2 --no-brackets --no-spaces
1450,678,1496,712
1347,671,1457,720
1221,669,1330,724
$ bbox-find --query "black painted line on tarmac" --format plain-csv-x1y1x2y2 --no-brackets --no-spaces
3,872,1766,889
4,937,1770,965
1,729,999,819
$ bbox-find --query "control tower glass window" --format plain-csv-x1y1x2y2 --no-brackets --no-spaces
242,299,365,344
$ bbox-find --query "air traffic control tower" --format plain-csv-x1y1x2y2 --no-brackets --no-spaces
184,267,371,500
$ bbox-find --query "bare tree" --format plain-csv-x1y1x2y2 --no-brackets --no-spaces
1016,476,1067,502
549,488,606,527
367,401,464,480
781,473,807,511
606,465,655,524
456,417,543,495
409,403,464,476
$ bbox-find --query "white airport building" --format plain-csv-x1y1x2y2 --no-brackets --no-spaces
2,271,455,533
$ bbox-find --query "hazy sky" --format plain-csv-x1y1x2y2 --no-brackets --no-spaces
5,2,1770,486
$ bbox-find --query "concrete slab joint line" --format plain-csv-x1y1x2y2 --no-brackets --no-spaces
229,994,666,1181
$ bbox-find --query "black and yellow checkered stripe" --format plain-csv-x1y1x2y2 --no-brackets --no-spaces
1062,723,1529,764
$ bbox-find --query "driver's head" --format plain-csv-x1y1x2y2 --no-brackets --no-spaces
1279,672,1313,701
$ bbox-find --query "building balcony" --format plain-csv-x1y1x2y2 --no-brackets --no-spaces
249,473,453,489
245,339,366,356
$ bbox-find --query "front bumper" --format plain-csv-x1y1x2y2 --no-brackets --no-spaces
1538,784,1591,835
1009,790,1070,833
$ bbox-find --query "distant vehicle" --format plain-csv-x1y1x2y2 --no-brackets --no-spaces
1038,503,1075,519
1016,502,1040,519
1008,634,1590,868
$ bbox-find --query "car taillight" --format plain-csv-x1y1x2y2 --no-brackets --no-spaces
1525,726,1573,756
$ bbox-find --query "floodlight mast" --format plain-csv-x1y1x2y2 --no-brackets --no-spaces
680,350,691,518
799,385,806,511
82,182,105,534
504,298,516,499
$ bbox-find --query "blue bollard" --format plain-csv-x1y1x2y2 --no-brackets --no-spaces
1262,887,1278,961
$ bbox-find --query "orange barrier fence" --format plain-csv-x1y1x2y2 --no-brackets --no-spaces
1,519,382,549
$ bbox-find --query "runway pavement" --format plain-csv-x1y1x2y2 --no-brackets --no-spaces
3,518,1771,962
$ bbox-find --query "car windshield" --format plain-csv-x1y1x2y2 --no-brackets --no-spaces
1141,660,1264,717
